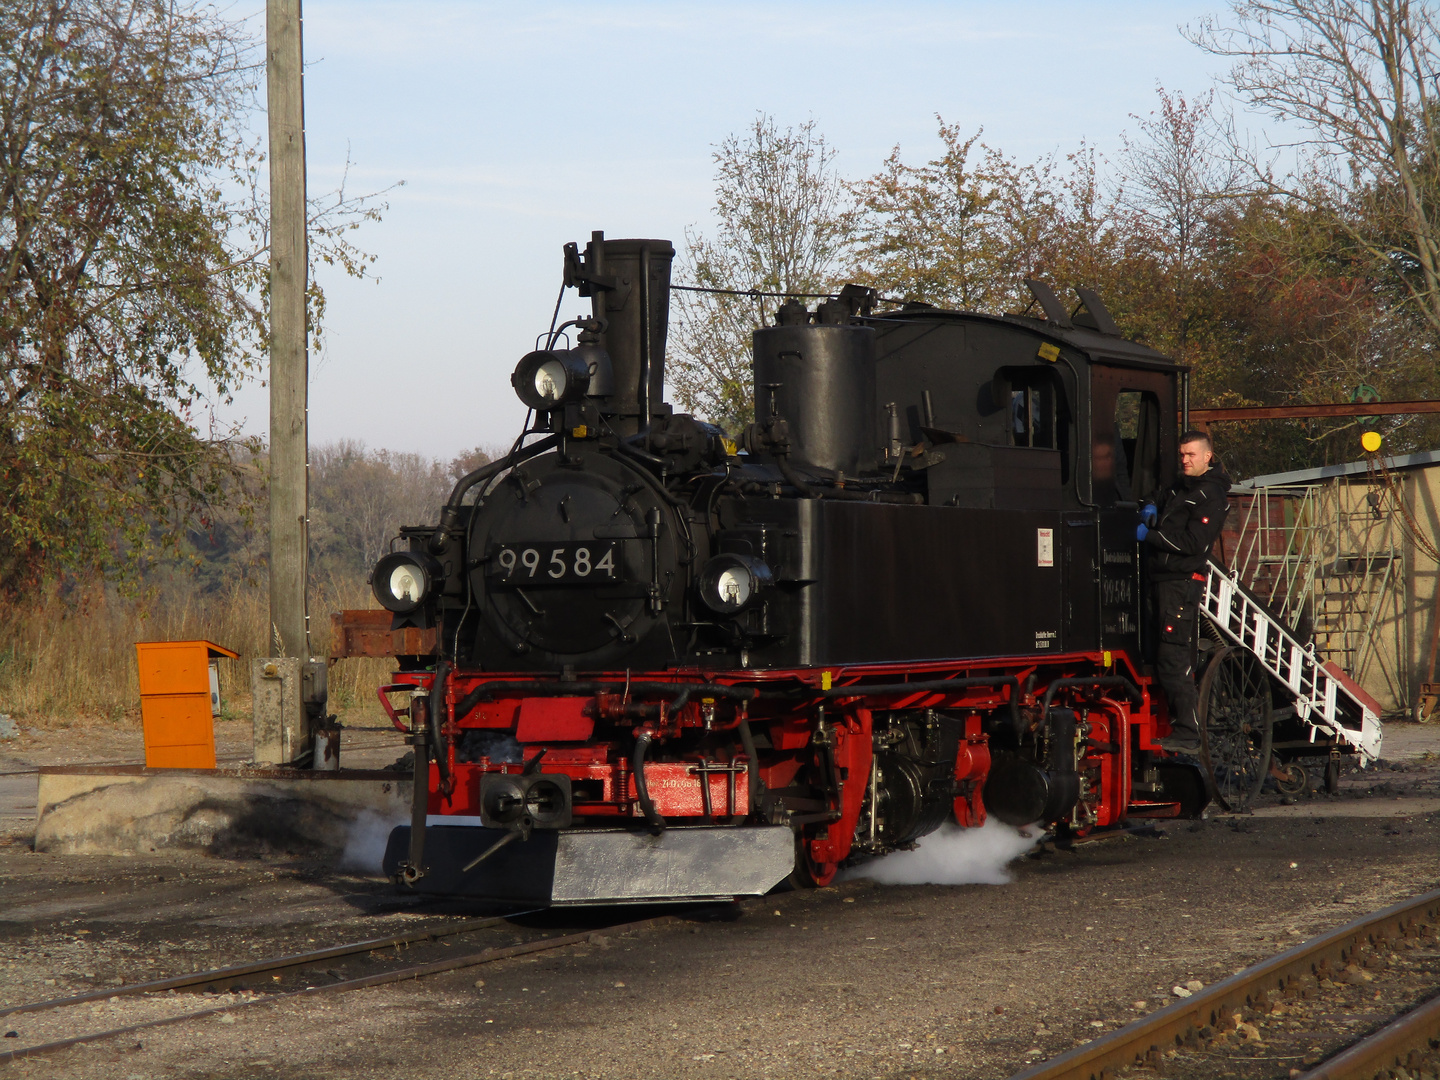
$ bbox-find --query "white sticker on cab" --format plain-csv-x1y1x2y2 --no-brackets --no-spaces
1037,527,1054,568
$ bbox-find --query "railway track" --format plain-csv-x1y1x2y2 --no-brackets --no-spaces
1010,888,1440,1080
0,904,726,1063
1298,991,1440,1080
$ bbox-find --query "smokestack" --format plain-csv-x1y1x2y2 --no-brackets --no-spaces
571,233,674,438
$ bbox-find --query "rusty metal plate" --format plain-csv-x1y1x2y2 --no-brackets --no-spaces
330,610,437,658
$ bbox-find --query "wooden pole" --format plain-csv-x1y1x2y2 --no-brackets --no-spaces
266,0,308,662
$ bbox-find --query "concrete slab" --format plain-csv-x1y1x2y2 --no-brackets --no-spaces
34,765,410,858
0,773,36,818
1377,721,1440,762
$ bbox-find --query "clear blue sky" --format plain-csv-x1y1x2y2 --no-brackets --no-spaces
214,1,1239,461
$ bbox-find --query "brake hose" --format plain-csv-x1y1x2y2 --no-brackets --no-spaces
631,730,665,833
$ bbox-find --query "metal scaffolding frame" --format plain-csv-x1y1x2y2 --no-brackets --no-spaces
1230,476,1406,710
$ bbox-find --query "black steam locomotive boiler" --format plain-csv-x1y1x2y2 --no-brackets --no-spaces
370,231,1220,904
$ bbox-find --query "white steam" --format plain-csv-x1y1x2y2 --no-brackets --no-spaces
340,809,407,873
843,817,1039,886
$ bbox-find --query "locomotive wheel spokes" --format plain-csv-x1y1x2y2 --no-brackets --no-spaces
1198,645,1273,813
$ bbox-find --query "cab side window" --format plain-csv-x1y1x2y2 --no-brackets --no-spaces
1011,382,1056,449
996,365,1071,483
1114,389,1161,502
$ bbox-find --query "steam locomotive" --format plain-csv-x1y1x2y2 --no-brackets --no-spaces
374,231,1218,904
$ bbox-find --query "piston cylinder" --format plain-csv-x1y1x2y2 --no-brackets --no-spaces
752,324,878,475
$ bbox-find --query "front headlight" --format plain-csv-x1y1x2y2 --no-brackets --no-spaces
697,554,773,615
511,349,591,411
533,358,568,403
372,551,442,614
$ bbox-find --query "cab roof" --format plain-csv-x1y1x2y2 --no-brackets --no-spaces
869,302,1184,374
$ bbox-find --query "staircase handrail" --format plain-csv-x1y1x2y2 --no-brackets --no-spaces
1201,558,1382,765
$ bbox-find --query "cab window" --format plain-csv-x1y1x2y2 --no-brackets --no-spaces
1114,389,1161,501
995,364,1071,483
1011,383,1056,449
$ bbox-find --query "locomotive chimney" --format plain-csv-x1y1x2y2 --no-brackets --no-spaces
569,233,675,438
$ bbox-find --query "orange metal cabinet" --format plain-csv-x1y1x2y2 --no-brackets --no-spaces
134,640,238,769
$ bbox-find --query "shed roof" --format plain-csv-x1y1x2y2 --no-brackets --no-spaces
1233,448,1440,490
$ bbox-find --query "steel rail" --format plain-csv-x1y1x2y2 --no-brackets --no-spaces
0,913,532,1020
1294,992,1440,1080
0,909,710,1064
1007,887,1440,1080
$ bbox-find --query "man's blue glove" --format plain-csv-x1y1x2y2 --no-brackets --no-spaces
1136,522,1150,542
1141,502,1158,526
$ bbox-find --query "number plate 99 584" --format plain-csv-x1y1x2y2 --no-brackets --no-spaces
490,541,619,584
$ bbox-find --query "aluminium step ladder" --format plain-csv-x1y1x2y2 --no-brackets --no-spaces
1201,558,1382,765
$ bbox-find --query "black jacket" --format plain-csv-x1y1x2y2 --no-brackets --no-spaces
1144,464,1231,580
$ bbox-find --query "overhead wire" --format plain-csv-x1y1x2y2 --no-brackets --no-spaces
670,284,837,299
671,282,909,306
544,279,565,339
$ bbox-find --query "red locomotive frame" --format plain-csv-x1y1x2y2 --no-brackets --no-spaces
381,651,1183,886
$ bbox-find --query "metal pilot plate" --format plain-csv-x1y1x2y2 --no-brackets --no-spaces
383,824,795,905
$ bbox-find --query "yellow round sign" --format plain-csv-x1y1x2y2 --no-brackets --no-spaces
1361,430,1383,453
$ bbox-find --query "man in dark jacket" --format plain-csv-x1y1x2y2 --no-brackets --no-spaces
1136,431,1231,752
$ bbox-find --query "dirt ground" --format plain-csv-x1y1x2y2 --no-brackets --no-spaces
0,721,1437,1080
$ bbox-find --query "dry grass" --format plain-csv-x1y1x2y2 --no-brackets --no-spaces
0,572,391,729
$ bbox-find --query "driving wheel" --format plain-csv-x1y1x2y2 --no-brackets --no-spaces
1198,645,1274,812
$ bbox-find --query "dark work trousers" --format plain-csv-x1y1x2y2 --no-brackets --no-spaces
1154,576,1203,744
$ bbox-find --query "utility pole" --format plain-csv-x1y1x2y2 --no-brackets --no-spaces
266,0,308,663
254,0,315,765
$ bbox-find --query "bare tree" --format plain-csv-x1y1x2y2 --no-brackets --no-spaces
1188,1,1440,336
669,115,854,431
1116,86,1246,354
1120,87,1243,280
309,442,450,574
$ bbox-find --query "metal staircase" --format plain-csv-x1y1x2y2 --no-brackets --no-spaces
1310,503,1401,681
1201,558,1382,764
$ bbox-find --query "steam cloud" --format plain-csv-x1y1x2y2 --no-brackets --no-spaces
340,809,407,873
843,817,1039,886
339,732,523,875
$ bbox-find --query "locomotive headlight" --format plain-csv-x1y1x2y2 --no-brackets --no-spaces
512,349,591,411
697,554,773,615
534,359,567,403
717,567,752,606
371,551,442,614
390,563,425,603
